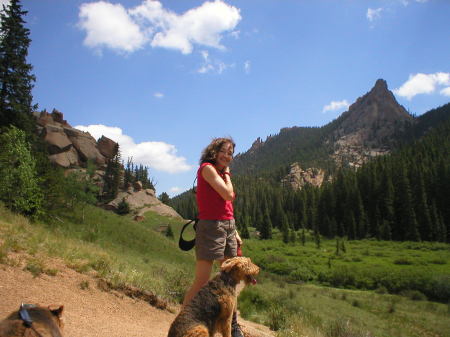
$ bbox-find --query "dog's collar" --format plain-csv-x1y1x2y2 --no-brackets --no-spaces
19,304,44,337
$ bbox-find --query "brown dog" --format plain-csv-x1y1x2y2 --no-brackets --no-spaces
168,257,259,337
0,304,64,337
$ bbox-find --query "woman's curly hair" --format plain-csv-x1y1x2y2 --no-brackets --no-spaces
199,137,235,165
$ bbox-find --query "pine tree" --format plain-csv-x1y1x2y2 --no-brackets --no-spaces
414,171,433,241
281,212,290,243
289,229,296,243
395,167,420,241
300,227,306,246
240,216,250,239
0,0,36,135
159,192,170,204
259,199,273,239
103,145,121,200
379,170,395,239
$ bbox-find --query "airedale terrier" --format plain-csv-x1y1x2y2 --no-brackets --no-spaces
168,257,259,337
0,304,64,337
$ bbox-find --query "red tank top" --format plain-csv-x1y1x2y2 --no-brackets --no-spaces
196,163,234,220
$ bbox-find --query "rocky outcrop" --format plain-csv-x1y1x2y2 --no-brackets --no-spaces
36,109,117,168
97,135,118,159
281,163,326,190
248,137,264,154
331,79,413,168
106,182,182,219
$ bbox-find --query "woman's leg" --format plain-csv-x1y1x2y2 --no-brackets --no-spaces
182,259,214,307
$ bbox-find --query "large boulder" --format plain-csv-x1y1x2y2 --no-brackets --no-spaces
133,181,143,191
97,136,118,159
43,125,73,154
65,128,106,166
48,146,79,168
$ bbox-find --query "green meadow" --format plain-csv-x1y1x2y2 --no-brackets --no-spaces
239,229,450,337
1,205,449,337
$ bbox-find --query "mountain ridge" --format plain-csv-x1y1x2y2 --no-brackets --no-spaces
231,79,445,178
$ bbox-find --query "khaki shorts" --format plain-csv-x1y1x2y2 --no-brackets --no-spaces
195,219,237,261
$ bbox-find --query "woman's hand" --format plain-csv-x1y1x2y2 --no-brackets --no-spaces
236,231,243,246
202,164,235,201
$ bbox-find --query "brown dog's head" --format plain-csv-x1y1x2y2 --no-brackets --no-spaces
221,257,259,285
0,304,64,337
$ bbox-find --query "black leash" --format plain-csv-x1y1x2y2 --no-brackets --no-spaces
178,218,198,251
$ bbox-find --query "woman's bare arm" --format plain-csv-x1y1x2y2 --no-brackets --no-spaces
201,165,235,201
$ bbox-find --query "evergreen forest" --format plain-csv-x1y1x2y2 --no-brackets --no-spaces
170,103,450,243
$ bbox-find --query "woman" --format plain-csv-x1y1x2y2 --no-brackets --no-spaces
182,137,244,337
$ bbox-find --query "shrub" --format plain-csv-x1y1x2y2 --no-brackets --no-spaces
375,286,388,294
400,290,427,301
24,259,45,277
289,265,316,282
0,126,43,218
116,198,130,215
165,225,174,239
352,299,361,307
79,280,90,290
393,258,413,265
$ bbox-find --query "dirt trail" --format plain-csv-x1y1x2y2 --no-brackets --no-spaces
0,255,274,337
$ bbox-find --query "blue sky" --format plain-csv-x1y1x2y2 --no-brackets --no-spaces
12,0,450,196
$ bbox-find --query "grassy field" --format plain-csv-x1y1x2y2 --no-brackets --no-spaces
239,228,450,337
1,205,449,337
0,203,195,304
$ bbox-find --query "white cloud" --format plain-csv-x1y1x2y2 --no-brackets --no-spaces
229,30,240,39
440,87,450,97
169,186,181,194
131,0,241,54
197,49,234,74
74,124,191,173
154,92,164,98
79,0,241,54
394,72,450,100
323,100,349,113
367,8,383,22
244,60,251,74
78,1,148,54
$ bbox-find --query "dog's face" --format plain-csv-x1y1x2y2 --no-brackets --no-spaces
221,257,259,285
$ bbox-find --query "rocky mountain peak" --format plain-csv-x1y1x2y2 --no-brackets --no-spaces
329,79,414,168
340,78,411,131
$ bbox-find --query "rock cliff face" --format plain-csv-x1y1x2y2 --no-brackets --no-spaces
330,79,413,167
35,109,182,219
36,109,117,168
281,163,326,190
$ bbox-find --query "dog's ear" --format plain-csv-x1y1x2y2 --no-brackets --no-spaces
221,257,241,272
48,305,64,318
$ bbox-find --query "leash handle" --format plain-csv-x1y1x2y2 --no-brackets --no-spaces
178,218,198,251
